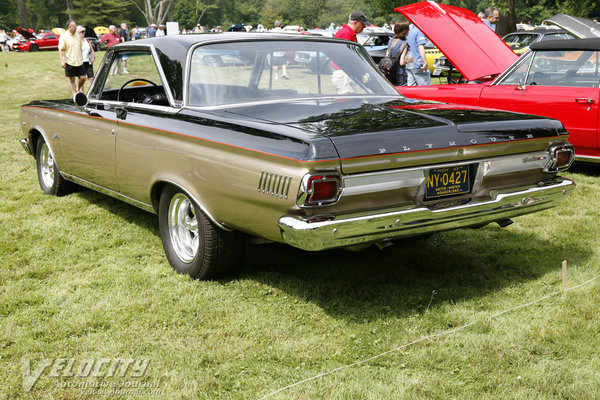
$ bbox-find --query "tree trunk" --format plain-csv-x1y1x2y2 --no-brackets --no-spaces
18,0,29,29
65,0,74,20
168,0,174,22
497,0,516,36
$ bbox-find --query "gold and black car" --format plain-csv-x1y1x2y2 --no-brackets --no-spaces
20,33,575,279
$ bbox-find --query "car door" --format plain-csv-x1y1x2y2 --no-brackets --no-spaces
44,34,58,50
480,49,599,157
57,53,123,190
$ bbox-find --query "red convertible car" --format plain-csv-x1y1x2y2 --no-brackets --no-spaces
12,28,59,52
397,2,600,162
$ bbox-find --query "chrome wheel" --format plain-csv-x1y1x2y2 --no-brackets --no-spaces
168,193,199,263
39,142,55,189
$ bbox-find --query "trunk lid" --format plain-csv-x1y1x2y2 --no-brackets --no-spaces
543,14,600,39
225,97,566,174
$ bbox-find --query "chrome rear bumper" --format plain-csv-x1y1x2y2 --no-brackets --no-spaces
278,178,574,251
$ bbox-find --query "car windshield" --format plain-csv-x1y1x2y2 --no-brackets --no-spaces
357,34,391,47
188,40,398,107
503,33,540,48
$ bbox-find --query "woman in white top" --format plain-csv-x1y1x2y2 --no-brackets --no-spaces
77,26,95,86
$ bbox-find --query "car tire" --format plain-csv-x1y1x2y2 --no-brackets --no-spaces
29,44,38,52
158,185,240,279
35,138,72,196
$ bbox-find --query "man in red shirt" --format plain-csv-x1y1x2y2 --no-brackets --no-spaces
100,25,122,48
334,10,369,42
332,10,370,93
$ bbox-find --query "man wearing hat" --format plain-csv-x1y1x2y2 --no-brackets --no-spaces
147,23,157,38
334,10,369,42
331,11,370,94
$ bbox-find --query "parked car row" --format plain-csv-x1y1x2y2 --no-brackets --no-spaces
9,26,102,52
430,13,599,81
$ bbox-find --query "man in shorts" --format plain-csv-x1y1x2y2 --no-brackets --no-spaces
58,19,86,95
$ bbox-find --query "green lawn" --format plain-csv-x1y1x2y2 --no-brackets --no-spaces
1,50,599,399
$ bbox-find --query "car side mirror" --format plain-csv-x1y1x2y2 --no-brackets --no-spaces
73,92,90,114
74,92,88,107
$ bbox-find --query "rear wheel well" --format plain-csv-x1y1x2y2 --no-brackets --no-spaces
150,181,230,232
29,129,42,156
150,181,168,213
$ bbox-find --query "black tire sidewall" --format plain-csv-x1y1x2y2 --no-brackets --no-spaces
158,186,206,277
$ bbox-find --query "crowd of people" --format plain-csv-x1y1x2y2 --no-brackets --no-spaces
54,5,503,94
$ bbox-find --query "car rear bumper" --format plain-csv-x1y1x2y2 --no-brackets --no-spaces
278,177,574,251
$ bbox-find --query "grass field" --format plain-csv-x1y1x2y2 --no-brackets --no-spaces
1,50,600,399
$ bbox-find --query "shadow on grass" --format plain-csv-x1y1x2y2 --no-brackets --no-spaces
75,189,159,235
240,228,591,321
567,162,600,177
71,187,591,322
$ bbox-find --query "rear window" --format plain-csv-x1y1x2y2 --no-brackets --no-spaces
187,40,397,107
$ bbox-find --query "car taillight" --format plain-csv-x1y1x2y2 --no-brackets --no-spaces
545,143,574,172
299,174,341,207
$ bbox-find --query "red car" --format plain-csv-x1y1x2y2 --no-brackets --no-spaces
397,2,600,162
12,28,59,52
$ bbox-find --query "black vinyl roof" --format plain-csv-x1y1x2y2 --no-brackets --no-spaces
530,37,600,51
111,32,346,101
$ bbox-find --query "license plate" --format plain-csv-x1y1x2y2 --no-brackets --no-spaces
426,165,470,199
433,68,442,76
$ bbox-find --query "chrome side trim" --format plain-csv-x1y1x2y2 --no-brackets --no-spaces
182,95,401,111
61,172,156,214
278,178,575,251
574,155,600,164
19,138,33,156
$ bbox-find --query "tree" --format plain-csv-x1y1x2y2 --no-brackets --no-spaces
18,0,29,29
0,1,17,30
128,0,174,25
70,0,128,26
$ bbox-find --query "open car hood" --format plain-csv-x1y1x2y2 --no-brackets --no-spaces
395,1,518,81
14,27,36,40
83,25,98,39
543,14,600,39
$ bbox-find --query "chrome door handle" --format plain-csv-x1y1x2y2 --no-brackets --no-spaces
575,98,594,104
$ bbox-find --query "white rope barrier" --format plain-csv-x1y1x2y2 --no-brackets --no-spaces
258,272,600,400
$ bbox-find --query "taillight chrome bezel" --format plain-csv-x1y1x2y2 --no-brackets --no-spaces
297,173,342,207
544,143,574,172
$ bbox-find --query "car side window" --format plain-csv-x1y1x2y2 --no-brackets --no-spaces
526,50,599,88
89,51,169,105
496,52,532,86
